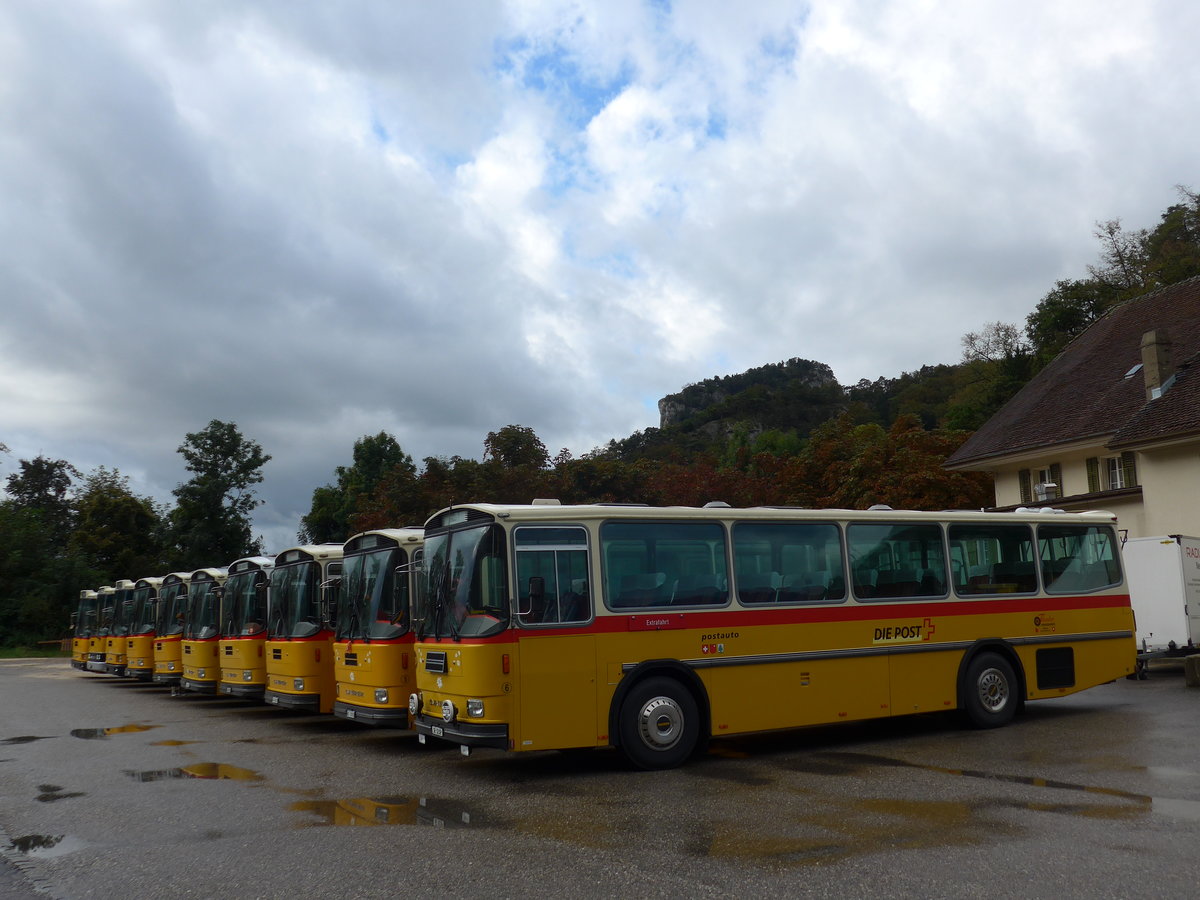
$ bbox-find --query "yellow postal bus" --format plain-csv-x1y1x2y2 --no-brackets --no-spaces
331,529,424,725
104,580,137,676
125,576,163,680
263,544,344,712
181,567,228,694
410,502,1136,769
87,586,115,673
71,590,99,671
217,556,276,700
153,572,192,685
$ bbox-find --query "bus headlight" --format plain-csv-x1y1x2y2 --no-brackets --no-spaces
294,678,305,691
243,670,253,681
408,693,421,716
466,699,484,718
441,700,456,723
167,662,176,671
197,669,206,678
375,689,389,704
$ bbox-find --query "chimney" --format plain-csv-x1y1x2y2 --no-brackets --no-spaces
1140,329,1174,400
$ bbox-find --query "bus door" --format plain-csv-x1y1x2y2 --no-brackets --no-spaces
514,526,597,750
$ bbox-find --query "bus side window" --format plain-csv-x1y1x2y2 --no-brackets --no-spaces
515,526,590,624
732,522,844,605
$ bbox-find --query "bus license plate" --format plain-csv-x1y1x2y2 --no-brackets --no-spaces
431,726,444,737
345,709,355,719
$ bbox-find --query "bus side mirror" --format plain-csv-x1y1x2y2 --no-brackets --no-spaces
522,576,544,617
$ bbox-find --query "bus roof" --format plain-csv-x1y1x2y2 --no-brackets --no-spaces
274,543,344,565
423,502,1120,529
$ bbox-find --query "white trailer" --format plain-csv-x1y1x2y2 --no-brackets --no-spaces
1122,535,1200,654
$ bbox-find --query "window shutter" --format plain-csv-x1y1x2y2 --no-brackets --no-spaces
1121,451,1138,488
1018,469,1032,503
1086,457,1100,493
1049,463,1062,495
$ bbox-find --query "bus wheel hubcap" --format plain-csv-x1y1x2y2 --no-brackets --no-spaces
638,697,683,750
978,669,1008,712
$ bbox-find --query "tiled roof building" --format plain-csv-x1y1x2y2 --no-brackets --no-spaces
945,276,1200,538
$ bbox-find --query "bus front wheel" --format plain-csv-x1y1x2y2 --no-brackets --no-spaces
618,676,699,770
961,652,1018,729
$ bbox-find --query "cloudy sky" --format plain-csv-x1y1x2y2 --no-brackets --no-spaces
2,0,1197,553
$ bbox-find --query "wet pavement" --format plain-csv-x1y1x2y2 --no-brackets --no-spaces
2,657,1200,898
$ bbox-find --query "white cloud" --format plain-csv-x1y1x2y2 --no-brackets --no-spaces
3,0,1200,554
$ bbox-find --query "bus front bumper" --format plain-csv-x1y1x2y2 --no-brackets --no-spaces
332,701,410,727
104,664,127,677
152,673,181,686
180,678,217,694
266,690,320,713
413,713,509,750
126,667,153,681
219,683,265,700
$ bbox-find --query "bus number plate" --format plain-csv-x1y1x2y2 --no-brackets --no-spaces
431,726,444,737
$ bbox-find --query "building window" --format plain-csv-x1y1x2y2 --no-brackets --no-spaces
1087,453,1138,492
1106,456,1125,490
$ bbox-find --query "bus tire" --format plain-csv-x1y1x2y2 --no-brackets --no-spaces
961,652,1018,729
617,676,699,770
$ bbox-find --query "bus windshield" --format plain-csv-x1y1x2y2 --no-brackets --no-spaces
76,596,99,637
338,547,411,641
421,524,508,640
185,582,221,640
156,583,188,636
130,586,158,635
222,569,269,637
269,561,322,639
111,587,136,637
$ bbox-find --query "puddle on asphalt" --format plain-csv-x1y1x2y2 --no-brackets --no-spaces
71,723,160,740
124,762,264,782
0,735,56,745
291,796,480,829
36,784,86,802
8,834,88,859
675,749,1200,867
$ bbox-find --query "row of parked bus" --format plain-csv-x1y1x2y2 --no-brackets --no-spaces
72,501,1139,769
72,528,423,722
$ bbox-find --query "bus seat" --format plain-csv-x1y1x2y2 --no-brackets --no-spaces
737,572,780,604
991,561,1037,593
672,574,726,606
614,573,667,608
777,574,825,603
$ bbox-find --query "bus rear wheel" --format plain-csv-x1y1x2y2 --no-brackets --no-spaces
961,652,1018,729
618,677,699,770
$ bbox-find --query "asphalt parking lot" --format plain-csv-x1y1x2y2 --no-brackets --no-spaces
3,657,1200,899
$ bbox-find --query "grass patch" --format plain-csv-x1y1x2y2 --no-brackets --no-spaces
0,646,71,659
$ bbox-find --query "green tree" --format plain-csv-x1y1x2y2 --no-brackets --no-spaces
1023,279,1117,364
0,455,93,647
483,425,549,468
298,432,417,542
169,420,270,570
480,425,552,503
5,455,80,545
70,467,167,580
